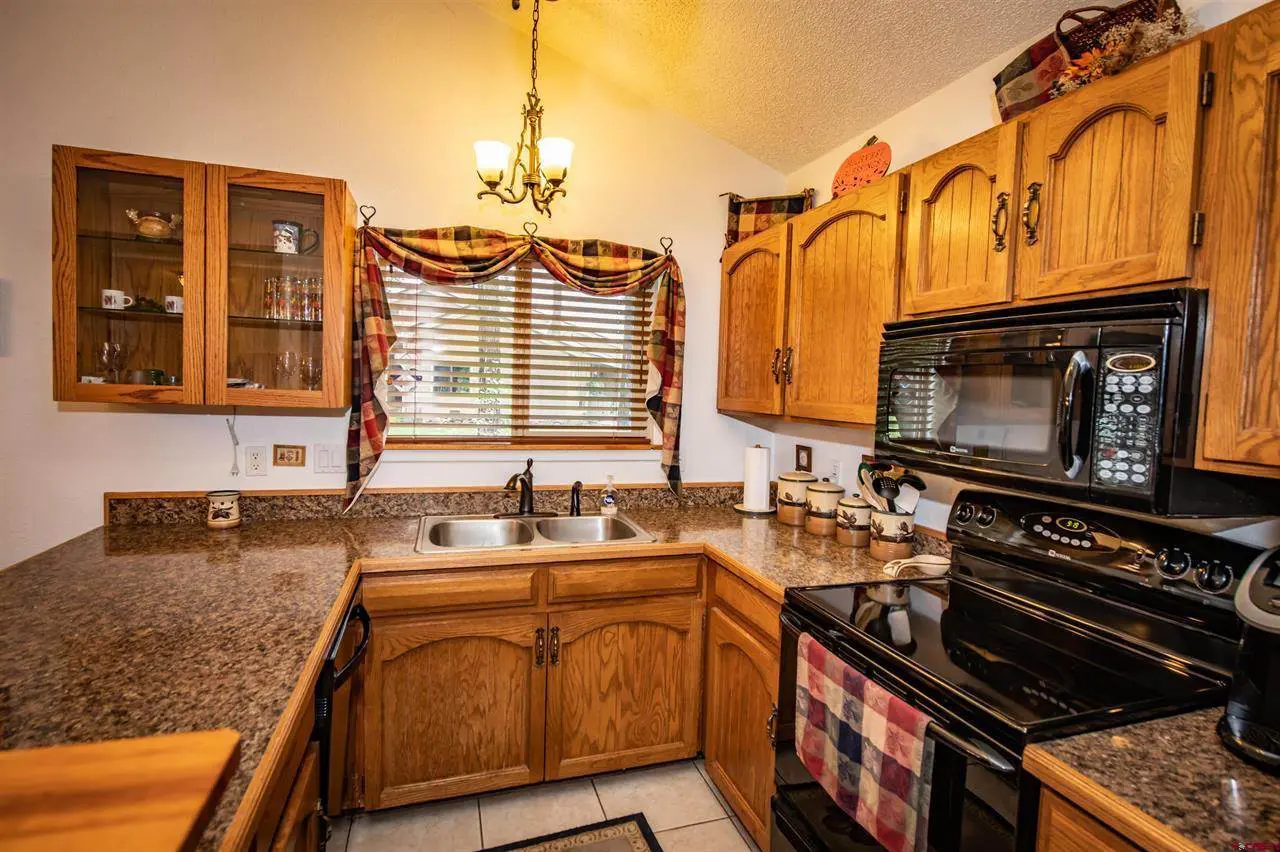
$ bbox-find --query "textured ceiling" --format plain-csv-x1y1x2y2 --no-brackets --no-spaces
478,0,1067,172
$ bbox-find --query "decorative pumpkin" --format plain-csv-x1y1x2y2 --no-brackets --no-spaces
831,136,892,197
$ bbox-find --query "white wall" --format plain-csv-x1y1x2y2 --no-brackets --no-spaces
775,0,1275,540
0,0,784,565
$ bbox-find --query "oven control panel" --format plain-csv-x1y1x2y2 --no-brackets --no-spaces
1015,513,1121,553
1092,349,1162,494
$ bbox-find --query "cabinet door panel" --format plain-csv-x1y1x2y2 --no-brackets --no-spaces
546,598,702,779
704,606,779,850
1200,11,1280,473
365,612,545,809
1018,42,1206,299
786,173,904,424
903,123,1019,314
718,226,789,414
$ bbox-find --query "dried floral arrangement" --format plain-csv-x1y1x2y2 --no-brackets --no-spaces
1051,8,1199,97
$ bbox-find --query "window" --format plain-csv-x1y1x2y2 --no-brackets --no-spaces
381,256,654,446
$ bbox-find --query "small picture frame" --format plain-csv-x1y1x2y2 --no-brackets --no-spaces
795,444,813,473
273,444,307,467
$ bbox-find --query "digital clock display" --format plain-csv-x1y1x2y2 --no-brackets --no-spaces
1056,517,1088,533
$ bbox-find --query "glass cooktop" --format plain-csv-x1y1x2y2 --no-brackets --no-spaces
789,577,1225,735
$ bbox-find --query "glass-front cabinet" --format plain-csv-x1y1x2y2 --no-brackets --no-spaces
205,166,353,407
53,147,206,403
52,146,352,408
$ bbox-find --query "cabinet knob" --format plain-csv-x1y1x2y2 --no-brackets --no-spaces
782,347,795,385
766,704,779,747
550,626,561,666
770,348,782,384
535,627,546,668
1022,182,1042,247
991,191,1010,252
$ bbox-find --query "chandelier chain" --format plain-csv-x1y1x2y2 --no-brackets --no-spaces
530,0,540,94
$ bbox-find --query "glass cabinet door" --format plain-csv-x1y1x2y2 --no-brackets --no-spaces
207,167,350,407
52,147,205,403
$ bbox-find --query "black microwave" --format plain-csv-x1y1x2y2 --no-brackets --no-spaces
874,289,1278,517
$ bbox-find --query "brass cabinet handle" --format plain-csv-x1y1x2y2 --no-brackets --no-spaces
1022,182,1042,246
782,347,795,385
535,627,545,668
991,191,1010,252
770,348,782,384
550,626,560,665
766,704,779,747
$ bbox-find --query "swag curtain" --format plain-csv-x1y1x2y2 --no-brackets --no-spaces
345,225,686,509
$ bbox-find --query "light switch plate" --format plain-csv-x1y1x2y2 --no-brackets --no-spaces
313,443,345,474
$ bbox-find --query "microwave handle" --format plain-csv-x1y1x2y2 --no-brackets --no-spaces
1058,350,1093,479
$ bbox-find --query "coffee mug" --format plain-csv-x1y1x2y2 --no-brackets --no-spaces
165,295,184,314
102,289,134,310
273,220,320,255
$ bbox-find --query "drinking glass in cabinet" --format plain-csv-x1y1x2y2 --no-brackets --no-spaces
74,168,186,386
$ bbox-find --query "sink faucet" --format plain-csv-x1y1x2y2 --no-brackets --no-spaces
569,481,583,517
503,458,537,516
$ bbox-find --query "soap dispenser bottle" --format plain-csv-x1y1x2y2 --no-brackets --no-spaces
600,475,619,516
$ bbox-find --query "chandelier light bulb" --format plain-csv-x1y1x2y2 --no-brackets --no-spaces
474,140,511,188
537,137,574,185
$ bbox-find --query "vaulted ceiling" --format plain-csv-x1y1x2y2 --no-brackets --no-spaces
481,0,1067,172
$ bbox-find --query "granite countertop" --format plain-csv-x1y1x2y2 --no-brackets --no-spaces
1038,708,1280,848
0,506,917,848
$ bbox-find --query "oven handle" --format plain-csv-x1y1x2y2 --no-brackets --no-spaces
781,613,1016,776
1057,350,1092,479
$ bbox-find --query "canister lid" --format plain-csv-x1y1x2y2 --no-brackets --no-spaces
838,494,870,507
807,480,845,493
779,471,819,482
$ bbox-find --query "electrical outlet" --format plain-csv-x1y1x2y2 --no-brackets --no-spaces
313,443,345,474
830,460,843,482
245,446,267,477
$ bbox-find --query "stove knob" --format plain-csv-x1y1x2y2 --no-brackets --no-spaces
1193,560,1233,595
975,506,997,527
955,503,975,524
1155,548,1191,579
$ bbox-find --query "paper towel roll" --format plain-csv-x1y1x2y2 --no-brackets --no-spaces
743,445,772,511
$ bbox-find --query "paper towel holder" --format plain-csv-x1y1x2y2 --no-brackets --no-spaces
736,444,777,517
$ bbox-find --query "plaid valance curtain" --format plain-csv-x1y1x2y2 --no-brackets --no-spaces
346,225,686,509
723,189,815,250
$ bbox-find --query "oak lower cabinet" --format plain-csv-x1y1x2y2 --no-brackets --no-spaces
785,172,905,424
703,606,780,851
902,123,1020,315
1016,41,1208,300
1198,3,1280,476
718,225,791,415
269,743,321,852
363,612,547,809
545,597,704,780
1036,789,1140,852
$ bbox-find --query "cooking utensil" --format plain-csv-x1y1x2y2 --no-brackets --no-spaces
872,474,900,512
882,554,951,578
895,473,927,514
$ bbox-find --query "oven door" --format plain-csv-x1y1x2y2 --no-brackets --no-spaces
876,340,1097,497
776,607,1030,852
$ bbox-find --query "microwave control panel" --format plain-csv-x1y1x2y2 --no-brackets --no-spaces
1092,349,1161,494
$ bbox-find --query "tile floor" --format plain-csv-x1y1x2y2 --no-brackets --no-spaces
332,759,759,852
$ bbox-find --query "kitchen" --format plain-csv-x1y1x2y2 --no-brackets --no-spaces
2,1,1280,851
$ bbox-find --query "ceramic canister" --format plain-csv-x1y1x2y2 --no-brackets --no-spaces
870,508,915,561
206,490,242,529
805,480,845,517
836,493,872,547
777,471,818,506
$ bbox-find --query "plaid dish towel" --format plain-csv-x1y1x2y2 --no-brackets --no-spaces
796,632,935,852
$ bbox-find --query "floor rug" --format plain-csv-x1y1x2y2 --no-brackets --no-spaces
484,813,662,852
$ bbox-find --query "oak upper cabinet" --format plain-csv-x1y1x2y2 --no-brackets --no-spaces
1016,41,1208,300
1199,5,1280,475
52,146,206,404
545,597,703,780
364,612,546,809
902,123,1020,315
786,172,905,423
704,605,779,850
717,225,790,415
206,166,354,407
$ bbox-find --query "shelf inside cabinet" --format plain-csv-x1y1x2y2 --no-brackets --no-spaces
229,245,324,262
77,306,322,330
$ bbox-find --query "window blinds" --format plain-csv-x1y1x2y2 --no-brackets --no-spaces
381,256,654,444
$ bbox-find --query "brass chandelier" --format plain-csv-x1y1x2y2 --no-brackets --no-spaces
474,0,574,216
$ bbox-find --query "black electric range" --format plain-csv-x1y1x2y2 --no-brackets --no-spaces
772,489,1261,852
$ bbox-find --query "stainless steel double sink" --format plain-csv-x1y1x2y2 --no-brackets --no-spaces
415,512,656,554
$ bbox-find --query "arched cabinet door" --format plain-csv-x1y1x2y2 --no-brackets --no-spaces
786,172,905,424
364,613,546,809
545,597,703,780
902,122,1020,315
718,225,790,415
1017,40,1208,300
703,606,779,851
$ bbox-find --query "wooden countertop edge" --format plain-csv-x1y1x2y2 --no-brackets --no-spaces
218,561,362,851
357,540,705,574
1023,745,1204,852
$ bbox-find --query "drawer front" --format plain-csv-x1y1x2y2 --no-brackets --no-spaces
712,566,781,644
363,567,538,616
547,557,700,603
